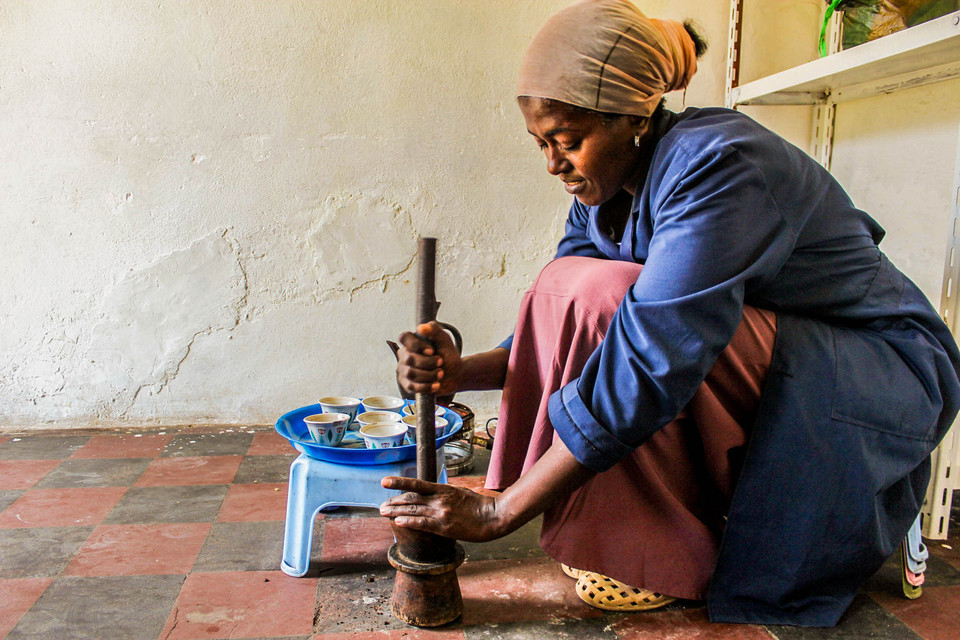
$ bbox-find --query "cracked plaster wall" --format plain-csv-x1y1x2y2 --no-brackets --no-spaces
1,0,727,429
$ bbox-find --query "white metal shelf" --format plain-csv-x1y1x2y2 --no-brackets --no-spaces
731,9,960,106
726,2,960,539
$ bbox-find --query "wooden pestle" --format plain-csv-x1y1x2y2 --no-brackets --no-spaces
388,237,465,627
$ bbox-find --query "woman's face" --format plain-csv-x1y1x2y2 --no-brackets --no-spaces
519,97,649,207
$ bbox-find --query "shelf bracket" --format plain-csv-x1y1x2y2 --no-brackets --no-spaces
924,121,960,538
724,0,744,110
810,101,836,171
808,11,843,170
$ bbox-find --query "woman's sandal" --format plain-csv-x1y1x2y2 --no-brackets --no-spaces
575,571,676,612
560,563,586,579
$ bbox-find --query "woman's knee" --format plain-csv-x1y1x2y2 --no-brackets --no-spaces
534,256,642,302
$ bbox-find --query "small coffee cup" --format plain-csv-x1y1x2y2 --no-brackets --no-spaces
303,413,350,446
318,396,361,428
358,422,407,449
401,415,448,443
361,395,405,414
355,411,402,428
402,403,447,418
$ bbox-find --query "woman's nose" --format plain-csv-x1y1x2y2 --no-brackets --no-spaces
544,146,568,175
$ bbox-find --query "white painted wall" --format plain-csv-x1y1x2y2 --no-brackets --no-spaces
5,1,955,430
0,0,730,429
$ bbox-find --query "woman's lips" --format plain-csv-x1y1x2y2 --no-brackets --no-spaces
563,180,585,195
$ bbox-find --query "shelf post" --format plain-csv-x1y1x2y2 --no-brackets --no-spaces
925,121,960,538
810,102,836,170
724,0,744,109
809,10,843,170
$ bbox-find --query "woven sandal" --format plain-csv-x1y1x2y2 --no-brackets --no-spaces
561,563,586,579
575,571,676,612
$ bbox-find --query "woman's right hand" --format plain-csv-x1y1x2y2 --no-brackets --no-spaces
396,321,463,397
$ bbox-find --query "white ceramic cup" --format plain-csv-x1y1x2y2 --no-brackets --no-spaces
355,411,403,428
318,396,361,429
401,415,448,443
359,422,407,449
303,413,350,446
361,395,405,414
402,403,447,418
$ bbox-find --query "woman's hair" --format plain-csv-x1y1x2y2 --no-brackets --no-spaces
684,20,708,59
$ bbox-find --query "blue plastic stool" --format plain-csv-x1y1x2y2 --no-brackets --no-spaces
280,451,448,577
901,512,928,599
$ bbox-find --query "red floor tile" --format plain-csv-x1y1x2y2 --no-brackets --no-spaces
160,571,317,639
458,557,602,625
0,487,126,528
71,433,172,459
217,483,288,522
871,585,960,640
0,459,62,490
612,607,774,639
64,523,211,576
135,456,242,486
248,431,295,456
313,630,466,639
320,516,395,566
0,577,52,637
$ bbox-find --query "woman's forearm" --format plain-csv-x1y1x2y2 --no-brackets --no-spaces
492,436,596,537
456,347,510,392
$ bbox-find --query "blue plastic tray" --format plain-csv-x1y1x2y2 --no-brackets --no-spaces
275,401,463,465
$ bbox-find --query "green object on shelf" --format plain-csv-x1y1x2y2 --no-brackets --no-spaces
819,0,846,57
820,1,960,57
907,0,960,26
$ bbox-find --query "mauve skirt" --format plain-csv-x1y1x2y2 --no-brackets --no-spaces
485,256,777,600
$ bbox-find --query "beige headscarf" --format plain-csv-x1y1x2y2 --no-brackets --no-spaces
517,0,697,117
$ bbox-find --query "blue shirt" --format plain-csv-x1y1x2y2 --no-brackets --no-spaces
514,107,960,625
545,107,948,471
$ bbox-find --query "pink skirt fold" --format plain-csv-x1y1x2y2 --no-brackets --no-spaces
485,256,776,600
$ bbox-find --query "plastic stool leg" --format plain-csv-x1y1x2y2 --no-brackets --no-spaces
900,514,927,599
280,449,451,577
281,456,321,577
905,513,928,573
901,543,924,599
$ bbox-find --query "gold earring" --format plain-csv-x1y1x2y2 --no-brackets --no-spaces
634,134,641,147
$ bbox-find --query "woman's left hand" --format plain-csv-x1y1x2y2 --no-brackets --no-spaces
379,476,505,542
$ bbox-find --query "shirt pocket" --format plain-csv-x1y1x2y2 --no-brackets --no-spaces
831,326,942,442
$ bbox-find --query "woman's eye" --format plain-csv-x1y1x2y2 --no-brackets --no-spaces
559,140,580,151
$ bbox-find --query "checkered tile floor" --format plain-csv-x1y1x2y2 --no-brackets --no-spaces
1,426,958,639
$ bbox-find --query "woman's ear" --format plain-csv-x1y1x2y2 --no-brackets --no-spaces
627,115,651,137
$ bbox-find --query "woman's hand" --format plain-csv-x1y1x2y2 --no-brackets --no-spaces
379,476,507,542
395,321,463,397
381,439,595,544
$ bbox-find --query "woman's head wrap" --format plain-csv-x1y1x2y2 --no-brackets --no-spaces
517,0,697,117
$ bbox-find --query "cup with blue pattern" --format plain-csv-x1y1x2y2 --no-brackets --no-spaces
318,396,362,430
303,413,350,446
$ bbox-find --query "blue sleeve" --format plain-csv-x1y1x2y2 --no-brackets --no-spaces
549,142,799,472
